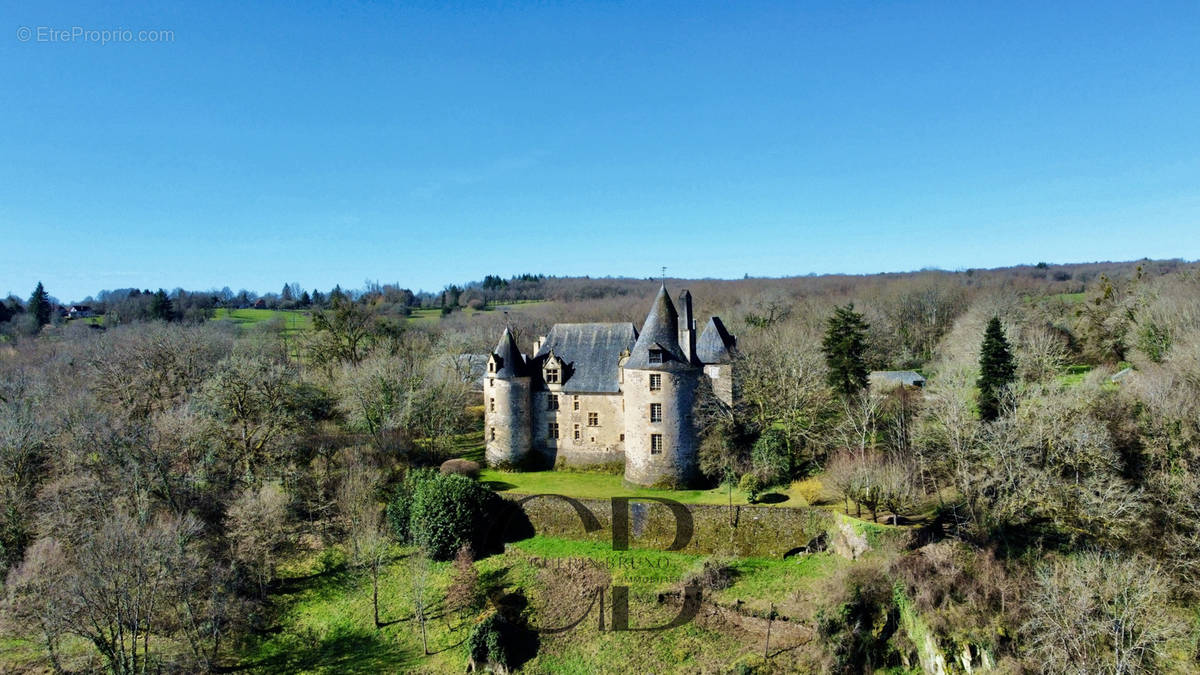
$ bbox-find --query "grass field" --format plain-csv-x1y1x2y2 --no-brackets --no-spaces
216,308,313,334
238,533,843,673
408,300,546,327
1049,291,1087,304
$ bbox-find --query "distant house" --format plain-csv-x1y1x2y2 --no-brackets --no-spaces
870,370,926,389
67,305,95,319
1110,367,1135,383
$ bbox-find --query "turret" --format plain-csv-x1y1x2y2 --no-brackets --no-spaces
621,284,701,487
484,327,533,468
697,316,738,407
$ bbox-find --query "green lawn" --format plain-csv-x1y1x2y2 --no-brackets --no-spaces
479,468,816,508
1057,364,1093,387
239,534,838,673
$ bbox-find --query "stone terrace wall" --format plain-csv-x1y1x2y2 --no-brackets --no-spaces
496,495,832,558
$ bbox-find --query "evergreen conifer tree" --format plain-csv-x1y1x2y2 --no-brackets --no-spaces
822,303,870,398
28,282,51,327
149,289,174,322
977,316,1016,422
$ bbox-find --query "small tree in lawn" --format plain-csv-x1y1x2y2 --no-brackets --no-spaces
977,316,1016,422
411,551,433,655
28,282,51,328
446,544,479,628
822,304,870,399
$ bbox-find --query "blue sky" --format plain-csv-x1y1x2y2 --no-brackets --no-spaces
3,1,1199,302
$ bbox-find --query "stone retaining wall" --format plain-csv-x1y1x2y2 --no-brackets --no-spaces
495,495,832,558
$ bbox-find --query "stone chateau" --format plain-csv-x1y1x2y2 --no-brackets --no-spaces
484,285,737,487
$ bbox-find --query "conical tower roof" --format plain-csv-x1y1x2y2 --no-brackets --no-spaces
624,285,694,370
491,326,527,379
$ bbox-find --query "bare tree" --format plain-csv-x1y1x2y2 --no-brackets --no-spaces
1025,552,1184,673
10,511,204,674
225,481,290,597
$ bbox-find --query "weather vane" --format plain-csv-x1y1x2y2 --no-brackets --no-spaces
661,266,667,284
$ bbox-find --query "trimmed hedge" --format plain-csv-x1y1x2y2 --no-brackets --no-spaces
410,473,499,560
386,467,438,543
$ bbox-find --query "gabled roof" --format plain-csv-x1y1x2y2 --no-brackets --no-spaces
624,285,694,371
696,316,737,364
869,370,926,388
490,327,528,379
531,322,637,393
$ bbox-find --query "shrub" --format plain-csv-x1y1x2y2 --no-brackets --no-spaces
739,473,763,503
409,473,498,560
439,458,481,479
795,477,825,506
751,428,792,486
816,561,900,672
386,467,438,542
467,613,512,671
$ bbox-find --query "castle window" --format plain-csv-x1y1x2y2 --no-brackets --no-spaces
650,434,664,454
649,374,662,391
620,433,625,442
588,412,599,427
489,398,495,412
545,368,560,384
547,422,559,440
489,427,495,441
573,396,580,411
650,403,662,423
648,349,664,364
548,395,559,411
488,361,495,373
574,424,581,441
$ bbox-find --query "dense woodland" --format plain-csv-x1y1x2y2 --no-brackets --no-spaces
2,258,1200,672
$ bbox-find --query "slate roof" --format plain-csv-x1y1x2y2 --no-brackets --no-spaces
696,316,737,364
531,322,638,393
624,285,695,371
491,327,528,379
869,371,926,388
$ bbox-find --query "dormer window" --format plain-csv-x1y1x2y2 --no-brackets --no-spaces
488,360,496,373
648,349,664,364
545,368,560,384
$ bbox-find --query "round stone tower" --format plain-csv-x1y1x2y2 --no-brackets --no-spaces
484,327,532,469
622,285,701,488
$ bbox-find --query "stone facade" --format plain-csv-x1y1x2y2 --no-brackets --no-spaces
484,285,738,487
621,367,700,487
532,391,626,467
